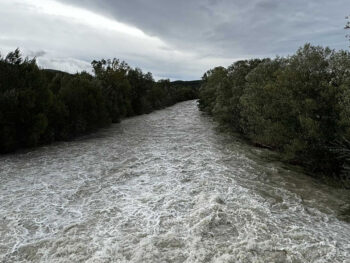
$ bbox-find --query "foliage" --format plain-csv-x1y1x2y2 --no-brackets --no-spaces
198,44,350,185
0,50,199,153
346,16,350,45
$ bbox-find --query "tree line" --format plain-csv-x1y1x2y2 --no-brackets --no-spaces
198,44,350,187
0,49,200,153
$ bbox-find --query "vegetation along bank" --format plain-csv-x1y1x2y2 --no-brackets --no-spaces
0,49,200,153
198,44,350,187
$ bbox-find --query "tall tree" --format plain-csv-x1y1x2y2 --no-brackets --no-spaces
346,16,350,45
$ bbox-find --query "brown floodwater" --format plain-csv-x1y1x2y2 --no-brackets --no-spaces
0,100,349,262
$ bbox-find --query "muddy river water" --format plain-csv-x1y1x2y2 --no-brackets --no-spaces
0,100,349,262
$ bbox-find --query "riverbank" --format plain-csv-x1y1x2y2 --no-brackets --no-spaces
198,44,350,188
0,49,200,154
215,122,350,190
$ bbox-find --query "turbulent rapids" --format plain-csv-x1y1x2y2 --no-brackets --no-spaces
0,101,349,262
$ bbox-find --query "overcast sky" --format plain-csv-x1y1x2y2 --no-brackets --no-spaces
0,0,349,80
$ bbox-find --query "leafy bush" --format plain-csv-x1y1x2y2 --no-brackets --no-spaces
0,49,200,153
198,44,350,184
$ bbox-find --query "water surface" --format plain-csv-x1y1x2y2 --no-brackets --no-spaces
0,101,349,262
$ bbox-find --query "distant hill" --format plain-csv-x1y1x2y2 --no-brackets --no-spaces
171,80,202,90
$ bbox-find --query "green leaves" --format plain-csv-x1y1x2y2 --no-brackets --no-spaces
198,44,350,182
0,50,200,153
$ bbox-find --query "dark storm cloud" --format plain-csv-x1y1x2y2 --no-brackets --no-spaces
0,0,348,79
59,0,349,57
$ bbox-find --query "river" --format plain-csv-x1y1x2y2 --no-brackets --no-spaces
0,100,349,262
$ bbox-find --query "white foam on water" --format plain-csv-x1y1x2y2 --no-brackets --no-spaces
0,101,349,262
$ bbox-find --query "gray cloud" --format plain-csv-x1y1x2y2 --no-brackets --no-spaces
0,0,348,80
28,50,47,58
37,56,92,74
59,0,349,56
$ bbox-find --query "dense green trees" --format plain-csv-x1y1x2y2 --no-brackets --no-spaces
198,44,350,186
0,50,51,151
0,49,199,153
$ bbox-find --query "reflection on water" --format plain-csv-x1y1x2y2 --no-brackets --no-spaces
0,100,349,262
